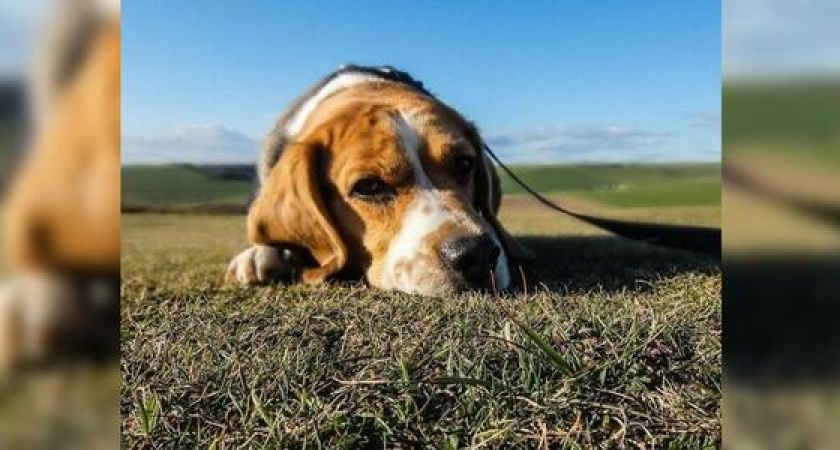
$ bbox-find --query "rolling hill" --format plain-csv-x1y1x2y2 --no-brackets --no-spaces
122,163,721,210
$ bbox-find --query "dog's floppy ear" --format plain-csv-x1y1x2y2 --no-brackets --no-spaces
247,141,348,284
466,125,535,264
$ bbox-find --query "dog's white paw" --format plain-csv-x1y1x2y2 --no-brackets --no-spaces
0,274,70,375
225,245,291,285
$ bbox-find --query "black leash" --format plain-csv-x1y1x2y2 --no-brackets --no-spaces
483,145,721,257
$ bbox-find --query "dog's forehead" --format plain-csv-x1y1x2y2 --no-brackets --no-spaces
311,83,472,143
323,103,474,171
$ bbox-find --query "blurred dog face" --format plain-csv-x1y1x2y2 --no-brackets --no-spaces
248,84,523,296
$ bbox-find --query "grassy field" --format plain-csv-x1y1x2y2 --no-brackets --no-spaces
122,163,720,210
496,164,720,208
724,80,840,168
121,198,721,447
0,122,15,172
723,81,840,147
122,165,254,206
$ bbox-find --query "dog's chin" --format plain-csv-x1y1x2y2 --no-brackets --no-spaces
398,278,506,297
365,273,455,297
368,266,508,297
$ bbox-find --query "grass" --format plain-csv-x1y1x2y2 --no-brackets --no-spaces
721,79,840,448
723,80,840,147
724,80,840,167
121,165,253,206
1,365,120,449
1,122,14,171
121,201,721,448
497,164,720,208
582,180,719,208
121,163,721,209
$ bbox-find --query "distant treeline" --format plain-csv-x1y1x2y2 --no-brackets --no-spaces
121,203,248,215
177,163,255,182
122,162,721,213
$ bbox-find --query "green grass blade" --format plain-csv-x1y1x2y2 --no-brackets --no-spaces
517,321,574,375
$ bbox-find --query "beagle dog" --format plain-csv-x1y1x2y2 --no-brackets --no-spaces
227,66,531,296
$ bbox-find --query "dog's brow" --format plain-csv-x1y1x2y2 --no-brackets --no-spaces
449,137,469,147
393,111,432,189
446,138,474,156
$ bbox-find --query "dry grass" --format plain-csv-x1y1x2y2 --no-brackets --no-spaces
121,199,720,448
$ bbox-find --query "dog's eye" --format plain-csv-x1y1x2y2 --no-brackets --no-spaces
351,176,395,202
453,155,476,182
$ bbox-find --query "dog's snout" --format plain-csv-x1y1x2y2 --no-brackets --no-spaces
440,234,500,284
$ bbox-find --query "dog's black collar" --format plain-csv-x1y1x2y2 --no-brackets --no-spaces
334,64,434,98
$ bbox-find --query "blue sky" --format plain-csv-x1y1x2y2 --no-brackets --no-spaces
121,1,721,164
724,0,840,78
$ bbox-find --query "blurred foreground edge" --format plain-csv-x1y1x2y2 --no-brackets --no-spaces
0,0,120,448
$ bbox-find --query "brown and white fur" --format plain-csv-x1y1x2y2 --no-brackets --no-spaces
0,0,120,372
227,68,530,296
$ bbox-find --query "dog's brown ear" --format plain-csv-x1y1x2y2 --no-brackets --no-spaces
466,125,535,264
247,142,348,284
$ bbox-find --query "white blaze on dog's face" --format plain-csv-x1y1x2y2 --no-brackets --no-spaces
375,112,510,294
249,83,516,296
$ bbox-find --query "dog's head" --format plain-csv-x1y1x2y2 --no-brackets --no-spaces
248,82,529,296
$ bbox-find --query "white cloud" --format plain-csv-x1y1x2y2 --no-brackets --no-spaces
123,120,719,165
484,123,683,164
724,0,840,77
122,124,259,164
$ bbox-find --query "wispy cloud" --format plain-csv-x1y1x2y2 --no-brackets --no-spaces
686,112,721,128
484,123,679,163
122,124,259,164
122,120,717,165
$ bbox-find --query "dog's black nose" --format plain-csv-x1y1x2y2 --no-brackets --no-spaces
440,234,501,284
